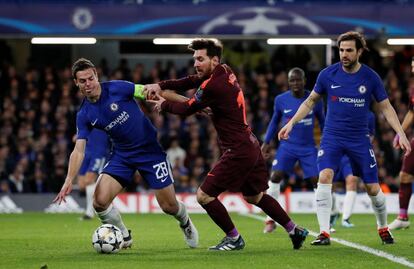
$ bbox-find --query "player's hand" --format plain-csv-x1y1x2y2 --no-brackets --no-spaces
397,133,411,156
144,84,161,100
261,143,271,160
393,134,400,149
146,93,166,113
278,123,293,140
53,180,73,205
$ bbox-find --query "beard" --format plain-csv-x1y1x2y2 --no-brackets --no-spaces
341,58,358,70
196,67,212,79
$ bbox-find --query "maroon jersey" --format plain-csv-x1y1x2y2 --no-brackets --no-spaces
410,87,414,111
160,64,251,150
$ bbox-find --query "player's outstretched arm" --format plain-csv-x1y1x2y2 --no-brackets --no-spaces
278,90,321,140
143,84,189,103
393,110,414,148
160,90,189,103
53,139,86,204
378,98,411,156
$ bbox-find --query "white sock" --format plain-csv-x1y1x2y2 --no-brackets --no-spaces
96,204,129,237
174,201,189,226
342,191,357,221
265,182,280,222
331,192,338,215
368,190,388,229
85,183,96,217
316,183,332,234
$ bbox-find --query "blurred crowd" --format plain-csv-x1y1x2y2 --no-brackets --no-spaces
0,43,413,194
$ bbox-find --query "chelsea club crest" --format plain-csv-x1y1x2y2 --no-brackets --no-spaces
358,85,367,94
110,103,119,111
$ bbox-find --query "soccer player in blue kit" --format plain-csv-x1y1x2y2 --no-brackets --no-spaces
261,67,325,233
78,128,111,220
54,58,198,249
279,31,411,245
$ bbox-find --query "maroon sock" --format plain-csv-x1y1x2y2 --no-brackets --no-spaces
201,199,236,235
256,194,293,231
399,183,413,219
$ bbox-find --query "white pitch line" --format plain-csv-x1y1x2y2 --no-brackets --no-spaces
240,213,414,269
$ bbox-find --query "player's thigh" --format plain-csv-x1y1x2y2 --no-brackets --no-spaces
240,153,269,196
137,155,174,190
401,139,414,176
201,149,257,197
317,137,343,173
101,154,135,188
298,147,318,179
94,173,124,209
272,144,298,174
346,138,378,184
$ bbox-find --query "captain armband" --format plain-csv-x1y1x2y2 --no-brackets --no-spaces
134,84,145,100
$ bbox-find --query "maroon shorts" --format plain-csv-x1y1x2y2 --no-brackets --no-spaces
200,137,269,197
401,138,414,175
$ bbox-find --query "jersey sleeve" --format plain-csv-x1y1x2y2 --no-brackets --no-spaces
371,72,388,102
161,84,212,116
76,110,92,140
313,71,326,95
158,75,203,93
264,96,282,144
409,91,414,111
107,80,135,99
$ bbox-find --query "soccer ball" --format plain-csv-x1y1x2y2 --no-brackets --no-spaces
92,224,124,254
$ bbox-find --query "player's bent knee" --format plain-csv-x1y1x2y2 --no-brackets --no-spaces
93,200,109,212
243,193,263,205
365,183,381,196
158,201,179,215
196,188,214,205
319,169,334,184
270,171,284,183
400,172,414,183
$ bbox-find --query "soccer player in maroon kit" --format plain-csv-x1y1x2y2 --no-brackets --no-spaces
389,57,414,230
145,39,308,251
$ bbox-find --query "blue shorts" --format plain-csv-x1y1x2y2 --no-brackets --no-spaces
102,150,173,189
318,134,378,184
79,154,107,176
333,155,353,182
272,143,318,179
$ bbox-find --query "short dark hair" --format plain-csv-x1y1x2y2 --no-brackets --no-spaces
188,39,223,61
337,31,368,51
72,58,95,79
288,67,305,79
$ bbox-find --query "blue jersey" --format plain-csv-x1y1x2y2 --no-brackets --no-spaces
76,80,160,159
314,63,387,138
84,128,110,157
264,90,325,147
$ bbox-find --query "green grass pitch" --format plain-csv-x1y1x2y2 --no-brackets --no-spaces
0,213,413,269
